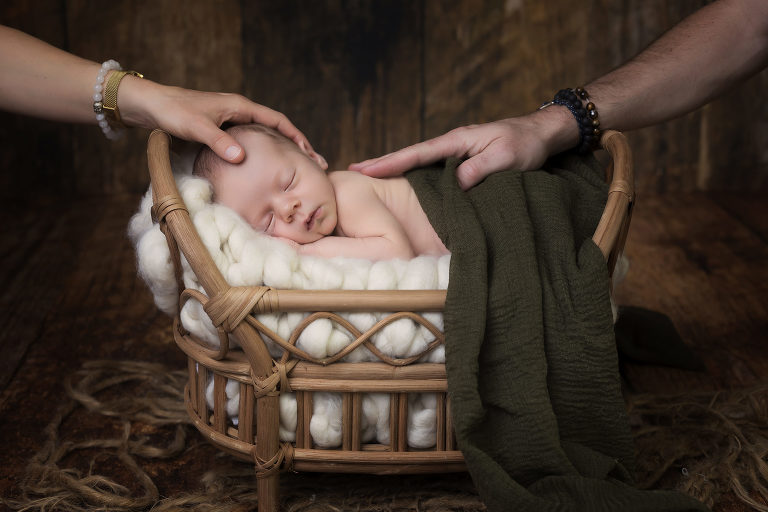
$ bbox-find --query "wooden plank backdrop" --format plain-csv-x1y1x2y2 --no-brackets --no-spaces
1,0,767,199
0,3,767,510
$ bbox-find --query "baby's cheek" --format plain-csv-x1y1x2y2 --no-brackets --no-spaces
277,225,314,245
306,231,326,243
325,212,339,236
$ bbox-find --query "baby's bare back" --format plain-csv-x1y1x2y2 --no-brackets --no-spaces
330,171,448,257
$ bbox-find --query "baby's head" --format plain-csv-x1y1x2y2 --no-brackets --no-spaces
194,124,336,244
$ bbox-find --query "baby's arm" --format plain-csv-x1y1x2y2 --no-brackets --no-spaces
297,172,415,260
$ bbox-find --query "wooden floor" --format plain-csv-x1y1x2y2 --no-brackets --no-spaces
0,190,766,511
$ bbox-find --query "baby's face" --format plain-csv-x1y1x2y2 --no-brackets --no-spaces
213,131,337,244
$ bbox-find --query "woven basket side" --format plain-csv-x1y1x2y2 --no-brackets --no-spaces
146,128,635,483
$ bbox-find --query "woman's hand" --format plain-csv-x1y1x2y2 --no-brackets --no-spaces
350,107,578,190
120,77,327,168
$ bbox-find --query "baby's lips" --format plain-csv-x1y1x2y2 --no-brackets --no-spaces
305,206,322,231
302,209,313,231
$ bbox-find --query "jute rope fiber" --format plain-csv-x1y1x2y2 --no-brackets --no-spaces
4,360,767,511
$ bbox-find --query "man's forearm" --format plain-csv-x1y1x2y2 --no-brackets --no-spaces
587,0,768,132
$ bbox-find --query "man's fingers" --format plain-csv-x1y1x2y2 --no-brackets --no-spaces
352,133,466,177
455,147,515,190
352,148,421,177
348,152,393,171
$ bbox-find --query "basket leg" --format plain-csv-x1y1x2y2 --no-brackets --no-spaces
257,394,280,512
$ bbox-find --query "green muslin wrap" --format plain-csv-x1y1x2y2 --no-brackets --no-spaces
405,156,708,512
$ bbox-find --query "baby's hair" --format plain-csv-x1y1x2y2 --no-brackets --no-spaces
192,124,298,182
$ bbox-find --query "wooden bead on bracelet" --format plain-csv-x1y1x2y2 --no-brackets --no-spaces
540,87,601,154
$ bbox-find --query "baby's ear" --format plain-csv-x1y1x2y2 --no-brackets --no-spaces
296,139,328,168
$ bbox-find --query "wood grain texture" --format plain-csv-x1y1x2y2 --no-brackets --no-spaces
0,1,74,200
422,0,587,131
0,198,75,390
0,1,242,199
711,191,768,242
421,0,767,193
1,0,766,197
0,193,176,454
240,0,423,170
615,193,768,393
64,0,242,197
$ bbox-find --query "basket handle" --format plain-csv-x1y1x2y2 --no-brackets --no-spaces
593,130,635,273
146,130,275,376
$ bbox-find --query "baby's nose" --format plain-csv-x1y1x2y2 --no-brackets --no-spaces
279,198,299,222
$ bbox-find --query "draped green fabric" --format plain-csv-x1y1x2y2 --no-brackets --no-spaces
406,155,707,512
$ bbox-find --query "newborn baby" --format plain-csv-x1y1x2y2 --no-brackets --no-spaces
193,124,449,261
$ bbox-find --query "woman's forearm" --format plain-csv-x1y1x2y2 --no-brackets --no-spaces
0,26,164,131
0,25,100,124
586,0,768,132
0,24,324,165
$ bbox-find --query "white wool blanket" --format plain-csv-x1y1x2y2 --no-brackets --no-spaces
128,151,449,449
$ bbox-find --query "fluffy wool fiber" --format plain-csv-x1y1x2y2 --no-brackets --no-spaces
128,149,449,449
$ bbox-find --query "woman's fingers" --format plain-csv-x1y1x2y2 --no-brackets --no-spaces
230,99,328,169
196,124,244,163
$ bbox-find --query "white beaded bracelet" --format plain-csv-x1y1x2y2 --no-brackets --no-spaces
92,59,123,140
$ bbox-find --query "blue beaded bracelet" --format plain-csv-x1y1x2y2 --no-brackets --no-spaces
539,87,601,154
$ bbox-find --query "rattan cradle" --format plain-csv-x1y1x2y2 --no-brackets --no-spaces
146,129,634,512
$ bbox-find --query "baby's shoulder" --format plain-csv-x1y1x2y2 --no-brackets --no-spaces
328,170,378,197
329,170,405,194
328,169,370,186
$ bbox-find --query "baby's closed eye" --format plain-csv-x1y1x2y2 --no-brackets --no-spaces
284,169,296,191
248,212,274,234
265,213,275,234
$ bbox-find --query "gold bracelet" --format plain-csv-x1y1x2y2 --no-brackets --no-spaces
101,69,143,125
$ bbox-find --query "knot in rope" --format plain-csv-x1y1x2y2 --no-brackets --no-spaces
252,442,295,478
203,286,271,332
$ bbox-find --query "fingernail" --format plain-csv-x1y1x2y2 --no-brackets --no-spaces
224,145,241,160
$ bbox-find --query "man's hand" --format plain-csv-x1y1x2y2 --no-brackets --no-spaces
349,107,578,190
